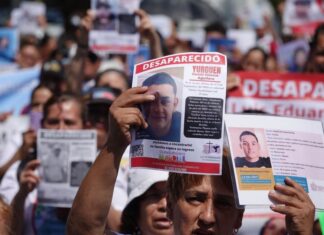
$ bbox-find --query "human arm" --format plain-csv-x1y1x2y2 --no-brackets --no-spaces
10,159,40,235
268,177,315,235
136,9,163,59
66,87,155,235
0,130,36,180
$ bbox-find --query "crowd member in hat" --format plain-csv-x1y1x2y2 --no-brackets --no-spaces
118,168,173,235
67,87,316,235
84,86,118,150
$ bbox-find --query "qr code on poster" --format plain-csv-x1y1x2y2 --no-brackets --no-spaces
131,144,143,156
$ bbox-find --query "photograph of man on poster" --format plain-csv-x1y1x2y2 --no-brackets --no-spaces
93,0,117,31
234,130,272,168
136,72,181,142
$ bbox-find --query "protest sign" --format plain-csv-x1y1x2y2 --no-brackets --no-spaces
277,39,309,72
0,66,40,114
89,0,140,55
0,28,19,64
10,2,46,37
130,52,227,174
204,38,236,65
0,115,29,165
37,129,97,207
227,29,256,54
225,114,324,210
283,0,324,35
226,71,324,121
127,44,150,76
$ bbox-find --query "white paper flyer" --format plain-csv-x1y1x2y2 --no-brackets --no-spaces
89,0,140,55
130,52,227,175
225,114,324,210
37,129,97,207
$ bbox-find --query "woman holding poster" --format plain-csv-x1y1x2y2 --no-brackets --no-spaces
67,87,316,235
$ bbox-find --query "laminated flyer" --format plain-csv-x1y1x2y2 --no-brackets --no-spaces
130,52,227,174
89,0,140,55
225,114,324,210
37,129,97,207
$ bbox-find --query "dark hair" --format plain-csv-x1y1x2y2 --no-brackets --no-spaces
42,93,86,124
204,21,227,36
142,72,177,95
95,68,129,89
168,148,233,202
310,23,324,51
30,84,53,102
242,46,268,69
120,196,142,234
239,131,258,142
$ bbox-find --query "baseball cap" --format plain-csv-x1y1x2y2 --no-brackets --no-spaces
127,168,169,206
83,86,118,105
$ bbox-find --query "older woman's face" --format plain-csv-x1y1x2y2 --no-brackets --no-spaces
169,176,243,235
138,182,174,235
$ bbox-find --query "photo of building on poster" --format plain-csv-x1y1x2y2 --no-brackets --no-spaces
228,127,275,191
135,68,183,142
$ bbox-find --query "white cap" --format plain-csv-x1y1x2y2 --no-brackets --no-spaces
127,168,169,205
97,59,124,74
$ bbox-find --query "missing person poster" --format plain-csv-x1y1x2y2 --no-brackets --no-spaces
10,2,46,37
225,114,324,210
89,0,140,55
283,0,324,35
37,129,97,207
130,52,228,175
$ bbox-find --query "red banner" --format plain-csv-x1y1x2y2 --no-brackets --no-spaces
226,71,324,120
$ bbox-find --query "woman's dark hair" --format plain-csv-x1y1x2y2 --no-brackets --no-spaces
310,23,324,51
120,195,143,234
95,68,130,89
241,46,268,69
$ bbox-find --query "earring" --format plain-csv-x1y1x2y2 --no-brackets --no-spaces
233,228,238,234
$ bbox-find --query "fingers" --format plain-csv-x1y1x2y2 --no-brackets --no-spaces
134,9,147,20
119,108,148,129
268,189,303,209
20,171,40,193
24,159,41,171
268,177,315,215
111,87,155,108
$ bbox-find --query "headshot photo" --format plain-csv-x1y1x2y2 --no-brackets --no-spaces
93,0,117,31
233,130,272,168
136,71,182,142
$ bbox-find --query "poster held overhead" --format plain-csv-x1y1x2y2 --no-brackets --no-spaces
130,52,228,175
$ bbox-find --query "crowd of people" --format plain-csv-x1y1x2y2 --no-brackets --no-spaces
0,0,323,234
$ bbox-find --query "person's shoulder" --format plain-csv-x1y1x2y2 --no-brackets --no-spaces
259,157,272,167
234,157,245,166
173,111,181,119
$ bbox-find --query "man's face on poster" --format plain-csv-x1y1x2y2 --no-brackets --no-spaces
240,134,260,162
144,84,178,138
